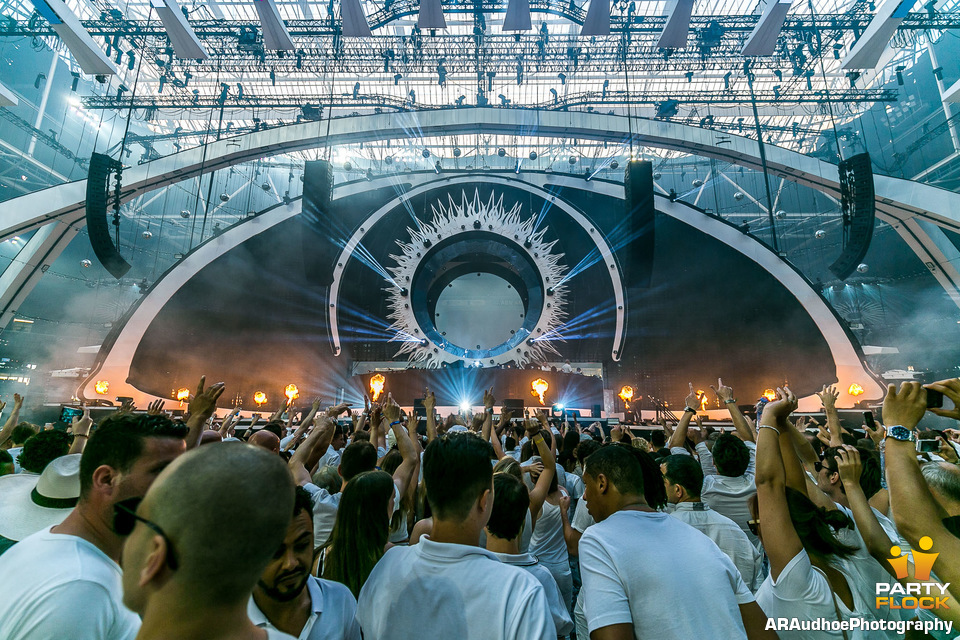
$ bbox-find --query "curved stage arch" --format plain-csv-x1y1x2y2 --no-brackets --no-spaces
79,173,883,412
1,109,958,331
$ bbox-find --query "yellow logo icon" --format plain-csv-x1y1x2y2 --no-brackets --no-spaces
889,536,939,582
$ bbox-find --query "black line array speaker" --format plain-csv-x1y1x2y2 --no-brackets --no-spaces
85,152,131,279
301,159,336,286
623,160,656,288
502,398,525,410
830,152,875,281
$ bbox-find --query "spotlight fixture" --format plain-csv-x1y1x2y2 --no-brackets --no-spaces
453,147,461,157
400,287,409,296
610,160,619,170
473,219,482,229
523,238,532,249
422,149,430,158
568,156,576,165
529,151,537,160
546,287,555,296
423,238,432,248
497,147,506,157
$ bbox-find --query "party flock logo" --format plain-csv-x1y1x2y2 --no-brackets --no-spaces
875,536,950,610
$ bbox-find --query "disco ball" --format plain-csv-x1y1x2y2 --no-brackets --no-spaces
384,156,394,165
142,230,153,239
733,192,744,201
453,148,461,158
775,209,786,219
610,160,619,170
180,210,191,218
422,149,430,158
261,182,271,191
219,193,230,202
343,162,352,171
653,172,662,180
692,179,703,187
856,263,869,273
81,259,92,268
529,151,538,161
497,148,506,157
568,156,577,165
815,229,826,239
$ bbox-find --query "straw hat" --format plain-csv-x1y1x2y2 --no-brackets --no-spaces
0,453,80,541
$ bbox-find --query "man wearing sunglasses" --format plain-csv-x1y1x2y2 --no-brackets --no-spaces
0,413,189,640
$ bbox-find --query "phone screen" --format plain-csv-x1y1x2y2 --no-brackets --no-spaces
59,406,83,423
863,411,877,430
927,390,944,409
916,439,939,453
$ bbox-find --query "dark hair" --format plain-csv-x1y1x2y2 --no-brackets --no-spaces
262,422,284,439
662,454,704,498
712,434,750,477
650,430,666,449
584,444,645,497
634,446,668,510
576,439,600,466
423,433,494,521
340,441,377,482
10,423,38,446
504,436,517,452
19,430,71,473
0,449,12,464
857,448,881,499
519,441,533,463
487,473,529,541
380,447,402,475
352,430,370,443
562,431,580,454
79,414,188,497
784,486,857,558
293,485,314,519
322,470,393,597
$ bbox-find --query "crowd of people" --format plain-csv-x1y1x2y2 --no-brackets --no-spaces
0,374,959,639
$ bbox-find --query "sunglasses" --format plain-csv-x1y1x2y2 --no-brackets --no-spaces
814,461,837,474
747,519,760,536
114,498,179,570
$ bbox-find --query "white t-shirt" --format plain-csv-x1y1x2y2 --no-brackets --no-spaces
0,526,140,640
249,576,361,640
579,510,753,639
493,552,573,636
7,446,22,473
305,482,400,548
356,537,556,640
694,441,759,546
317,445,342,470
571,495,595,534
756,546,904,639
669,502,765,591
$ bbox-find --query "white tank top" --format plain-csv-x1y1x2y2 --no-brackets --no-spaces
528,500,569,566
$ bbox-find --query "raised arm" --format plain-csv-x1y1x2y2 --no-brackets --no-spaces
783,416,820,471
0,394,21,448
816,384,843,447
834,446,895,570
528,422,556,522
282,397,322,452
383,395,418,497
490,410,510,460
288,415,335,477
885,381,960,588
755,387,804,580
423,390,438,444
184,376,225,450
219,405,242,438
68,406,92,455
668,383,699,449
711,379,755,443
481,388,495,444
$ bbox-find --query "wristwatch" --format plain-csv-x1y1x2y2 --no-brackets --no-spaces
885,425,916,442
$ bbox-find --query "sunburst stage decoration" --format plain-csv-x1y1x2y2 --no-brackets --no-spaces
385,190,568,368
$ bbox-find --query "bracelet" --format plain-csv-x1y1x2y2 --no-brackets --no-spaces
724,399,737,404
74,433,88,438
757,425,781,436
389,420,402,427
684,407,697,414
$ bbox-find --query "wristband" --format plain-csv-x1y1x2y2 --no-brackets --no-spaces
684,407,697,414
758,425,781,436
724,399,737,404
389,420,402,427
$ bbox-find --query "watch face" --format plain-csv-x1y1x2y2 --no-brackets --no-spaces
888,426,914,441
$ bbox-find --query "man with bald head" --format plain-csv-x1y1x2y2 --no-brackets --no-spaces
121,442,296,640
250,429,281,454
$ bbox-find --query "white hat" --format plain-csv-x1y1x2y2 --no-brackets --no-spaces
0,453,80,541
447,425,469,434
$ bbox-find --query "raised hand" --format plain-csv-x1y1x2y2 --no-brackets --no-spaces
423,389,436,412
924,378,960,421
72,406,93,436
484,387,495,410
118,398,136,415
611,425,624,442
815,384,839,410
13,393,23,409
689,427,707,445
938,436,959,464
559,492,571,513
882,382,927,431
684,383,700,412
835,445,862,488
188,375,225,422
326,402,351,418
864,420,885,446
710,378,734,403
534,408,549,426
759,387,798,426
147,399,165,416
382,393,401,424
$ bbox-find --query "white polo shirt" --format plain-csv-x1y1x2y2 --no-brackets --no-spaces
356,536,556,640
579,510,754,639
249,576,361,640
669,501,765,591
493,552,573,636
694,441,759,546
0,526,140,640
